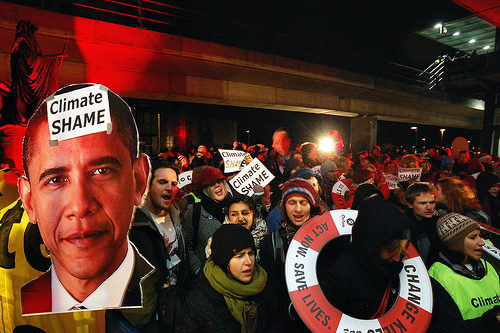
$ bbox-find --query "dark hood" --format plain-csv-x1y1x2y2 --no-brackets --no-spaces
350,195,414,280
476,171,500,203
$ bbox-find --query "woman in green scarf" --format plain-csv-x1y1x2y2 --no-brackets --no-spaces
177,224,282,332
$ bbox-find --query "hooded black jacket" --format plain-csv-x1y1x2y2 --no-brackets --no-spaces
321,194,414,319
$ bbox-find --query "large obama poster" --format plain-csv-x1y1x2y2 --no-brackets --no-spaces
14,83,155,318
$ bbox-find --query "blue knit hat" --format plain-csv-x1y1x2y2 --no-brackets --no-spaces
440,157,454,171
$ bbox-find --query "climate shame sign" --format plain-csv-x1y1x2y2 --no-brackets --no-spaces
219,149,247,173
47,85,112,143
230,158,274,196
398,168,422,182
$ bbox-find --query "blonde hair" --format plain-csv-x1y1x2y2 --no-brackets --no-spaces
437,178,480,213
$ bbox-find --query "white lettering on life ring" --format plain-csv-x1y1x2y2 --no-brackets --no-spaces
285,209,433,333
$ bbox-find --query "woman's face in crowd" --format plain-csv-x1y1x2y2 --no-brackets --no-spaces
385,162,397,175
308,177,320,194
365,165,377,181
292,153,302,162
435,185,446,203
324,169,337,182
228,247,255,283
405,161,418,168
206,179,227,201
285,195,311,227
421,162,430,174
463,229,485,262
228,202,254,230
488,184,500,197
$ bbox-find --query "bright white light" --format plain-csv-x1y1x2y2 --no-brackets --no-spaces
484,45,491,50
453,31,460,36
434,23,442,28
469,39,476,43
319,137,334,152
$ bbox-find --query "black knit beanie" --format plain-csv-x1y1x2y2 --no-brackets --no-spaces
210,224,256,271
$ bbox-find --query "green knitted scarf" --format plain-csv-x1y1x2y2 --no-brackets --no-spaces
204,259,267,333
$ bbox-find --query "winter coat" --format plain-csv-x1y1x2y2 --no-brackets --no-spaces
183,203,224,275
176,271,282,333
404,209,442,268
128,204,191,331
129,204,190,288
428,248,500,332
321,195,414,319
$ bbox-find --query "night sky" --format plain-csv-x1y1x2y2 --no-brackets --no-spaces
185,0,472,69
176,0,481,151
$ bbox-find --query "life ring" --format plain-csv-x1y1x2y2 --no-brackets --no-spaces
483,242,500,262
478,222,500,263
285,209,433,333
331,179,356,209
329,130,344,152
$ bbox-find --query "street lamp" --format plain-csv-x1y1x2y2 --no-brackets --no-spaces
422,138,426,149
440,129,445,148
411,126,418,153
246,130,250,146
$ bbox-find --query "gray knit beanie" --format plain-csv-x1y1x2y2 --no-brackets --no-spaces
321,160,337,176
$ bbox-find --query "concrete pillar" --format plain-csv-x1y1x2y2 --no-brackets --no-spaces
480,91,495,154
350,116,377,154
480,86,499,155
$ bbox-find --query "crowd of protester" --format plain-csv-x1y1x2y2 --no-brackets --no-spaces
131,128,500,332
4,80,498,331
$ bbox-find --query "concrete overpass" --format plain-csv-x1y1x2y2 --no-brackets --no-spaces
0,2,485,133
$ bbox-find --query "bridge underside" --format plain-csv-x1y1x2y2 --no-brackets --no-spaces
0,2,485,130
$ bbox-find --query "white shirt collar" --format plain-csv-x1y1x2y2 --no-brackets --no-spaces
51,241,135,313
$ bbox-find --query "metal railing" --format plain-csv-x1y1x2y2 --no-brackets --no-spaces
14,0,429,87
420,57,447,90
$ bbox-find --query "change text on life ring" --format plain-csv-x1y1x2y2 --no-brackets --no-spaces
285,209,433,333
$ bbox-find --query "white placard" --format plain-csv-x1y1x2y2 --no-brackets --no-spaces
219,149,247,173
383,173,400,190
229,158,274,196
177,170,193,189
398,168,422,182
47,85,112,143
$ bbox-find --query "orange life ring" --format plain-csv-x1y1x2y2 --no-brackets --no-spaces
329,130,344,152
331,179,356,209
285,209,433,333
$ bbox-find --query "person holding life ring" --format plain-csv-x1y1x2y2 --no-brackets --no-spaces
428,213,500,332
321,184,414,319
259,177,321,332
